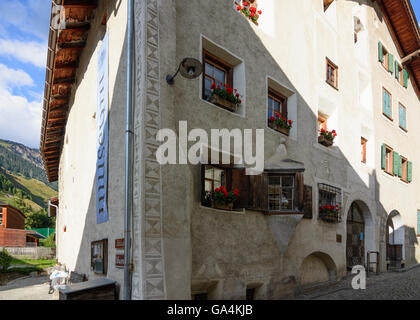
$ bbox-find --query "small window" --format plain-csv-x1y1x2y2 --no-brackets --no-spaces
202,165,226,207
192,293,208,300
268,175,295,211
382,88,392,120
318,183,342,223
401,156,408,182
91,239,108,275
396,63,404,86
381,46,389,71
318,113,327,132
246,288,256,300
0,209,3,225
399,103,407,131
323,0,334,11
267,88,287,120
202,50,233,102
361,137,367,164
385,145,393,175
326,58,338,89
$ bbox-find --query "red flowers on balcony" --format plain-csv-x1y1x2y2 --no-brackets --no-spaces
318,128,337,147
236,1,262,25
209,82,242,112
319,204,341,223
268,112,292,136
212,186,240,211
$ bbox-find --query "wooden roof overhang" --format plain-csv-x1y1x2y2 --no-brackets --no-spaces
374,0,420,98
40,0,97,182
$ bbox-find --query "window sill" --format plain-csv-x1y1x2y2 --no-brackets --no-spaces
200,97,245,118
382,113,393,122
399,126,408,133
200,204,246,215
264,211,304,216
325,80,338,91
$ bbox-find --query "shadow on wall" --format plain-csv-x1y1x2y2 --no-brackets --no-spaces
56,0,418,300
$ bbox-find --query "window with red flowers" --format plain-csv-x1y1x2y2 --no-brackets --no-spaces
268,88,287,120
318,183,342,223
201,165,248,209
203,50,233,101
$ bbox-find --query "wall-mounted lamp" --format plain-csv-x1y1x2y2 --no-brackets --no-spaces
166,58,203,85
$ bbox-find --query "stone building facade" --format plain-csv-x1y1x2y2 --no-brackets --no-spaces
41,0,420,299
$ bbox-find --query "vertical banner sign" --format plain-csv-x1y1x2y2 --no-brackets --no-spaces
96,32,109,224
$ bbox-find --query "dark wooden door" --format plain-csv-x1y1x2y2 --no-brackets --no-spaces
346,203,365,269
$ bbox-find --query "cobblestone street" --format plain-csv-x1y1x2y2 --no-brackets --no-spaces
295,265,420,300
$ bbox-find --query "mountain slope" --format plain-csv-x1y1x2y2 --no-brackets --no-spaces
0,139,58,211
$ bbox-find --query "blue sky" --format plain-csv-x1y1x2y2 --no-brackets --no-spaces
0,2,419,149
0,0,50,148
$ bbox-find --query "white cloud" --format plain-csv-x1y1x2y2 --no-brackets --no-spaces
0,0,50,41
0,39,47,68
0,64,34,88
0,64,41,148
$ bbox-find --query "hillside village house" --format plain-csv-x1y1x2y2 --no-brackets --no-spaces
41,0,420,299
0,202,41,247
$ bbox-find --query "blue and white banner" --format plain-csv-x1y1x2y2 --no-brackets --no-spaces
96,32,109,224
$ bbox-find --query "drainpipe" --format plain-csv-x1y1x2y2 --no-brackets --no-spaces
123,0,135,301
48,200,59,261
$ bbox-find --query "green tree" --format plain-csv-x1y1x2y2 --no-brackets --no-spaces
25,209,55,229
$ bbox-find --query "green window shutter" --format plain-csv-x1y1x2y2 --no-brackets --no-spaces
398,154,403,178
407,161,413,182
383,90,391,117
388,53,394,74
417,210,420,235
395,61,399,79
393,151,399,175
399,105,406,129
403,69,408,88
378,41,383,62
381,144,386,170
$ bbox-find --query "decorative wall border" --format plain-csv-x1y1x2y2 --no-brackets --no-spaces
132,0,166,300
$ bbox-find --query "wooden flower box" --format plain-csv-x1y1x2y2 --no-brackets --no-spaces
209,94,238,113
268,121,290,136
319,211,340,223
212,201,234,211
318,135,334,147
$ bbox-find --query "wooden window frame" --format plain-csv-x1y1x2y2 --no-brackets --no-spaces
326,58,338,89
268,87,288,120
268,174,296,212
202,165,228,207
384,145,393,175
318,113,327,132
401,156,408,183
361,137,367,164
381,46,389,71
323,0,334,12
382,87,393,121
397,64,405,86
202,50,233,101
398,103,407,132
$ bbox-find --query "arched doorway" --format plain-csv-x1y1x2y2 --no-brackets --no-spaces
386,211,405,269
346,202,365,269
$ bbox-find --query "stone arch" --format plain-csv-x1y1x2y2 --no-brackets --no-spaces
345,200,375,269
299,251,337,287
386,210,405,266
